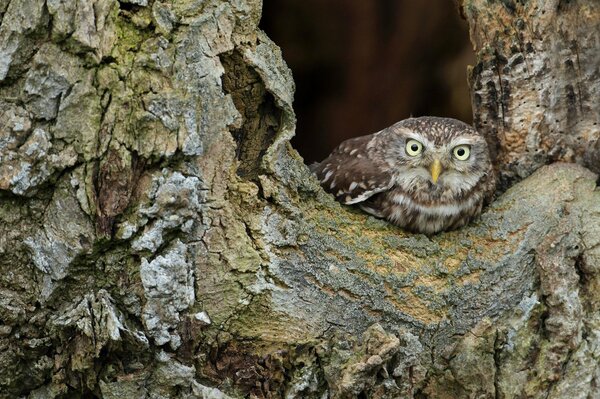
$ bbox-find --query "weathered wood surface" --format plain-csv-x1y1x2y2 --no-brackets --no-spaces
464,0,600,188
0,1,598,398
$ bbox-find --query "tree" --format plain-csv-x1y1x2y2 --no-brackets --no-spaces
465,0,600,188
0,1,598,398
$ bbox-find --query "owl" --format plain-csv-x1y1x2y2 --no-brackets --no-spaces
310,116,496,234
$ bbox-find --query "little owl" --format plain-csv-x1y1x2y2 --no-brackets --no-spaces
310,116,496,234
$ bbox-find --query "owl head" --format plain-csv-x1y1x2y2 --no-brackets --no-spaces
383,117,493,199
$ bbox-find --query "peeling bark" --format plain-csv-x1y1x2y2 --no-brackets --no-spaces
0,1,598,399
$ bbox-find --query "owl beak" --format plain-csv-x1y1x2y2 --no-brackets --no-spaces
430,159,442,184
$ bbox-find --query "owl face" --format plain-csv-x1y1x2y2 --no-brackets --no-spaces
387,124,491,198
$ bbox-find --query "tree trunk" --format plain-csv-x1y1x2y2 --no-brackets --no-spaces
464,0,600,188
0,1,598,399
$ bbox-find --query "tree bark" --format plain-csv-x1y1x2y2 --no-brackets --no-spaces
0,1,598,399
464,0,600,188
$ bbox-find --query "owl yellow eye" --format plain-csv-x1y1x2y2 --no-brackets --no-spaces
453,145,471,161
405,139,423,156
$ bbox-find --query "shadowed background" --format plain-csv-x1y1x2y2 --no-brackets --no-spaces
261,0,474,163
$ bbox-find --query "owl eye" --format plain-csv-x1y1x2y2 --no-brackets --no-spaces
453,145,471,161
405,139,423,156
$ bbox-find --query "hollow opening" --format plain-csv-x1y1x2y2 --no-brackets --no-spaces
261,0,475,164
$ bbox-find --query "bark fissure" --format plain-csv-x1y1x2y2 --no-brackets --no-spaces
220,50,282,179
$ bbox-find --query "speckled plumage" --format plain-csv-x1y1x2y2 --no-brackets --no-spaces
310,116,496,234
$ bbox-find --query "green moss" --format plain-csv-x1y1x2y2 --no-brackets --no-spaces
110,15,152,80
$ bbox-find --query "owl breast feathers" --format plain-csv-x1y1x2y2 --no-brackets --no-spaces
310,116,496,234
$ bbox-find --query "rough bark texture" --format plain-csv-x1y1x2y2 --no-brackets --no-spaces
0,1,598,399
464,0,600,188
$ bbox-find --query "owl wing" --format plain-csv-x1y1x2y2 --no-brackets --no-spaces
309,134,393,205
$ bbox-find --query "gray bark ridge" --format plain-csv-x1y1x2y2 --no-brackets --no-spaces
0,0,599,399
